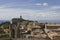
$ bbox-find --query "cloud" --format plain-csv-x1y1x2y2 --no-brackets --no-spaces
35,3,48,6
0,2,59,20
35,3,42,6
43,3,48,6
50,6,60,10
0,2,60,20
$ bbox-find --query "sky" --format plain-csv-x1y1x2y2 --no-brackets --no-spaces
0,0,60,20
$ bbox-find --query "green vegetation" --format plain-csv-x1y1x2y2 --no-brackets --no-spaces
0,34,9,38
1,23,9,29
0,21,10,38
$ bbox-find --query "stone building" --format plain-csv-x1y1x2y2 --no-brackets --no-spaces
10,16,46,38
45,23,60,40
9,16,60,40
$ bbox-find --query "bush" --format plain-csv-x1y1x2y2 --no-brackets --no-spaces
0,34,9,38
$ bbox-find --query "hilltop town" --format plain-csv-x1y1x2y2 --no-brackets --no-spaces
0,16,60,40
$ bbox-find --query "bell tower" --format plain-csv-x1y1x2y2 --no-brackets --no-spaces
20,16,22,19
20,16,25,22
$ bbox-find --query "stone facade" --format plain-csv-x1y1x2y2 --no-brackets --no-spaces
45,23,60,40
10,16,60,40
10,16,46,39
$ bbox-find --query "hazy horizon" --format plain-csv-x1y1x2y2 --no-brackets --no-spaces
0,0,60,20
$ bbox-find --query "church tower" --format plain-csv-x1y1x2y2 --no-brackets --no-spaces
19,16,25,22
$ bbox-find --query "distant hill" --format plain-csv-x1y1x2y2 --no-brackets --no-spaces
0,20,10,24
0,20,60,24
38,20,60,24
